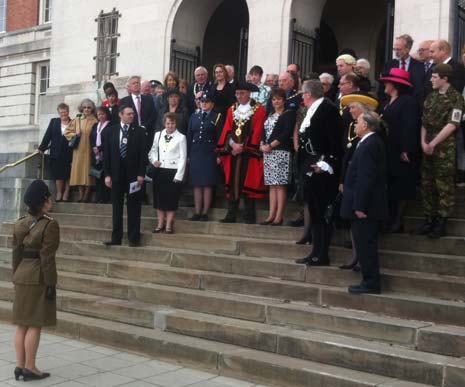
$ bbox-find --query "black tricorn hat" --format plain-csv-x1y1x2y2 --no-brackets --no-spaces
236,82,260,92
24,180,50,208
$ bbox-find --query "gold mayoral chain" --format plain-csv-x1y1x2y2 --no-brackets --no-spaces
346,122,357,149
233,103,259,137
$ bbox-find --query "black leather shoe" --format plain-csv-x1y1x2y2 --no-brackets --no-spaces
14,367,22,381
22,369,50,381
103,240,121,246
200,214,209,221
220,217,236,223
287,217,304,227
427,217,446,239
348,284,381,295
189,214,201,221
243,218,256,224
129,240,141,247
339,260,358,270
295,257,311,264
307,256,329,266
411,217,435,235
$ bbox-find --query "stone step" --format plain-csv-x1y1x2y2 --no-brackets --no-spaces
156,309,460,386
404,216,465,236
4,258,465,328
0,300,433,387
0,284,456,386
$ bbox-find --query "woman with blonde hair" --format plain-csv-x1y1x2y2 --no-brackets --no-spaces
64,99,98,202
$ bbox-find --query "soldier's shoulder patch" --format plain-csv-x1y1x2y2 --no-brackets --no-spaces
452,109,463,123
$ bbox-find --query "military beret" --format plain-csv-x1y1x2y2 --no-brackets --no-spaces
433,63,454,78
24,180,50,208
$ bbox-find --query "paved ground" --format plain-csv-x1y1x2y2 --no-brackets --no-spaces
0,322,270,387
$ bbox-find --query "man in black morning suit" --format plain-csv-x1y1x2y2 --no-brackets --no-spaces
379,34,425,105
120,75,157,150
429,39,465,94
103,105,147,247
340,112,387,294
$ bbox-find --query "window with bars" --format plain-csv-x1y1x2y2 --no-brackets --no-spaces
94,9,120,81
39,64,50,95
0,0,6,32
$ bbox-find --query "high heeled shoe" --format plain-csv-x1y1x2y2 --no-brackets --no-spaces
295,234,312,245
271,219,283,226
259,219,274,225
22,369,50,381
14,367,23,380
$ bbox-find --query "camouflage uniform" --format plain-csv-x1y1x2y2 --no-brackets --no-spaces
421,85,465,218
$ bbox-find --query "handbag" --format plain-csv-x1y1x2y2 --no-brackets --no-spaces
68,135,80,149
68,115,82,149
89,166,103,179
146,132,162,180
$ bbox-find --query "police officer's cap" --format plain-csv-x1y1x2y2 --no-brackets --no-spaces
150,80,162,88
24,180,50,208
433,64,454,78
199,91,215,103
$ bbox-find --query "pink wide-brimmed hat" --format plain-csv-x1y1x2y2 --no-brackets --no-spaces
379,68,413,87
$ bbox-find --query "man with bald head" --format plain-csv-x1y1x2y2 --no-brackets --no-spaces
266,71,302,114
429,39,465,94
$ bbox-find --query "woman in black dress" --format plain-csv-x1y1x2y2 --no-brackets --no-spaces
149,113,187,234
38,103,72,202
89,106,111,203
187,93,224,220
379,68,420,232
260,88,295,225
211,63,236,116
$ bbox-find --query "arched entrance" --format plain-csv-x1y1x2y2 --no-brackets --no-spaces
316,0,389,77
169,0,249,82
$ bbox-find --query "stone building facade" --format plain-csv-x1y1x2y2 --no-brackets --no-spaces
0,0,461,218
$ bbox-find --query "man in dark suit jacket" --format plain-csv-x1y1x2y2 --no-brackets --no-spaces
429,39,465,94
379,35,425,105
187,66,212,115
120,75,157,150
340,112,387,294
103,105,147,247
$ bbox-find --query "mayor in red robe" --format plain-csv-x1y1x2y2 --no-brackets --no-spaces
217,82,267,223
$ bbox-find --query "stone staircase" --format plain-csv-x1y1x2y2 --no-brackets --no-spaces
0,198,465,386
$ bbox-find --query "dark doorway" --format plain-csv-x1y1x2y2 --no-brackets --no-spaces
202,0,249,80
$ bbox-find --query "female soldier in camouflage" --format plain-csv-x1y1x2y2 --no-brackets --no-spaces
12,180,59,381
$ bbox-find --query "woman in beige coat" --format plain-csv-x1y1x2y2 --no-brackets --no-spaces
65,99,98,201
12,180,59,381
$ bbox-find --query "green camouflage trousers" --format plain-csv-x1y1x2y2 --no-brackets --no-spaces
421,145,456,218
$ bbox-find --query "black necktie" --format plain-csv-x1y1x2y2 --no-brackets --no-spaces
165,135,172,143
202,112,207,121
120,124,128,158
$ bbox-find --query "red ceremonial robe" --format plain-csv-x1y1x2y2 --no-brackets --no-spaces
217,100,267,199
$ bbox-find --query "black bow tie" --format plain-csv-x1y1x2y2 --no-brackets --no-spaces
165,135,173,143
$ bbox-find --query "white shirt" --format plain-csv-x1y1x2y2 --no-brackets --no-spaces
444,57,452,64
398,56,411,70
131,93,142,124
359,131,375,145
299,97,324,133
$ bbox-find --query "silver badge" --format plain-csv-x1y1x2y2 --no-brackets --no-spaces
122,138,128,144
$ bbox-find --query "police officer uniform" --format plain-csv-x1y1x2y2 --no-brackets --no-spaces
415,64,465,238
187,93,224,187
12,180,59,327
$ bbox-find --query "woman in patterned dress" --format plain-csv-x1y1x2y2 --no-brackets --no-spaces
260,88,296,225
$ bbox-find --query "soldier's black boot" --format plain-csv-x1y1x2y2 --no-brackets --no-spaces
220,200,238,223
428,217,447,239
411,216,435,235
243,198,256,224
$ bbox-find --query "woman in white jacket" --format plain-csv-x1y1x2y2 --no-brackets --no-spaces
148,112,187,233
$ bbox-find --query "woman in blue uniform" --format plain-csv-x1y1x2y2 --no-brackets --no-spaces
187,92,224,220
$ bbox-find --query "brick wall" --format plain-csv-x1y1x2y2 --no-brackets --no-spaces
6,0,40,32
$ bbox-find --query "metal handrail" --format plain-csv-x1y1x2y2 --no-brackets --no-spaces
0,150,44,178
